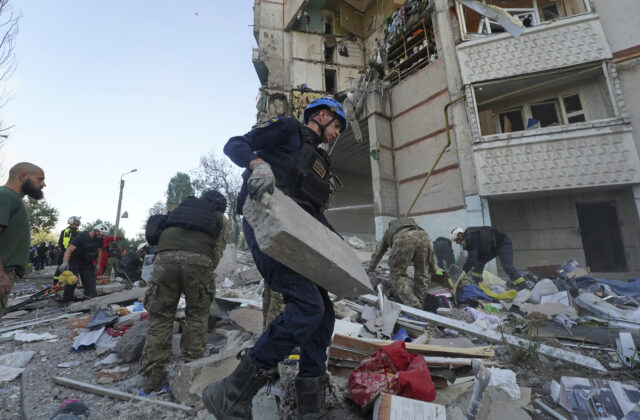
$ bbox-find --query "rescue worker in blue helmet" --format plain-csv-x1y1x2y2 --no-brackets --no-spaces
202,97,346,419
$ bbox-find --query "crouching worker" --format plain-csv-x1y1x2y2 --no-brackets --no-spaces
138,190,228,393
367,218,437,309
450,226,527,289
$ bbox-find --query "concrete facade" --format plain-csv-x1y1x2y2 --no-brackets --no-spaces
251,0,640,277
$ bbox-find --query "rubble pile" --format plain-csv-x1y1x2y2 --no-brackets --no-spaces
1,242,639,419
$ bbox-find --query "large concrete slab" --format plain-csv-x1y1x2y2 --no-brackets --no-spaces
68,288,147,312
243,189,373,298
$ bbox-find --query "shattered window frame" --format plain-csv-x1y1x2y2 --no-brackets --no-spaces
455,0,591,41
493,90,588,134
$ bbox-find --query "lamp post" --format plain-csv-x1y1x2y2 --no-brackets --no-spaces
114,169,137,242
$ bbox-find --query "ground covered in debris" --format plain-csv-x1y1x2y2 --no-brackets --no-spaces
2,243,640,419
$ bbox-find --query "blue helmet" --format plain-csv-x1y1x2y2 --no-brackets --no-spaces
303,97,347,133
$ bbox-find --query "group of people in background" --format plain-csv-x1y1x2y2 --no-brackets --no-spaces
28,242,61,273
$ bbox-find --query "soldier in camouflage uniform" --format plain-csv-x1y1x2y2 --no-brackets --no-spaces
262,284,285,330
103,240,122,278
139,191,228,393
367,218,437,309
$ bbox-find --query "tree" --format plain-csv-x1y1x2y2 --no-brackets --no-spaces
0,0,19,177
82,219,141,250
191,151,242,244
32,230,57,245
166,172,194,210
148,201,166,216
24,198,59,235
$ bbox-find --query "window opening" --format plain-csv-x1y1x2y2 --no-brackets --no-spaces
562,93,587,123
530,99,560,127
325,69,336,93
499,108,525,133
576,201,627,272
325,17,333,34
325,46,335,63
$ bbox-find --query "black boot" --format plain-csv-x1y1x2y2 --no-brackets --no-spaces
296,375,327,420
201,350,277,420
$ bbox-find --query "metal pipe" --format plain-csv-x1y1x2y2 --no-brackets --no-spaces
325,204,374,212
404,94,465,217
614,52,640,65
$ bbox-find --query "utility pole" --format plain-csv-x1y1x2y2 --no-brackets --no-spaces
114,169,137,241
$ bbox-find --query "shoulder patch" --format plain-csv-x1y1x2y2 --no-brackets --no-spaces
252,117,280,130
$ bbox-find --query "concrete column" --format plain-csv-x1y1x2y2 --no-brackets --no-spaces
633,185,640,225
433,0,478,197
366,91,398,241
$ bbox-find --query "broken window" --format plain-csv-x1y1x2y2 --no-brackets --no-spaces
325,68,336,93
456,0,590,40
576,201,627,272
562,93,587,123
498,107,525,133
530,99,560,128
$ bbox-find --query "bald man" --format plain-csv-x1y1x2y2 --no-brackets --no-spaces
0,162,46,317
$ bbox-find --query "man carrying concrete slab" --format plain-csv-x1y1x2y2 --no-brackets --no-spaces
202,97,346,419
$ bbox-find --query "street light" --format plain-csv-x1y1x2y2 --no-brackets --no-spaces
114,169,137,241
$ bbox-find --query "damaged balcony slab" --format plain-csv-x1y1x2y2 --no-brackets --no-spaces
360,295,607,372
243,188,374,298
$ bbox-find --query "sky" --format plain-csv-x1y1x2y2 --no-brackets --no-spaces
1,1,259,238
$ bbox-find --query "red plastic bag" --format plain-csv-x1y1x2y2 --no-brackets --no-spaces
348,340,436,408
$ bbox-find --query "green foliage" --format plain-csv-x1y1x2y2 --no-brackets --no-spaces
166,172,194,210
191,151,242,243
24,198,59,235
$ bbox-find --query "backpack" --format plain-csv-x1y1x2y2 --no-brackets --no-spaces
145,213,169,246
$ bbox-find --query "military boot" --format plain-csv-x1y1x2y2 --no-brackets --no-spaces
296,374,327,420
201,350,277,420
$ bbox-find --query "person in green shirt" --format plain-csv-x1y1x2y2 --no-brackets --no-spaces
0,162,46,317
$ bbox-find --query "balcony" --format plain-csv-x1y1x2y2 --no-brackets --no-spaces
456,14,612,85
472,121,640,196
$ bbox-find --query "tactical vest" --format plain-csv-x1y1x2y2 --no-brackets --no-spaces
62,228,75,248
256,121,332,216
387,218,421,242
465,226,497,255
164,197,222,239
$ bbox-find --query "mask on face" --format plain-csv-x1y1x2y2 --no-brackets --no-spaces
21,178,44,200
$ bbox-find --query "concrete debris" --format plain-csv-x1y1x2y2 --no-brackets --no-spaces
243,188,373,298
171,354,239,406
94,353,123,367
114,320,148,362
334,300,360,322
615,332,639,367
57,361,82,368
95,331,119,355
229,307,263,334
373,393,446,420
0,312,82,334
236,267,262,285
97,366,130,384
487,368,520,400
0,351,35,382
68,288,147,312
3,330,58,342
529,279,559,304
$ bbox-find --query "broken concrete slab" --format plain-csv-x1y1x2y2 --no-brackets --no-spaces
243,188,373,298
214,244,237,280
476,387,532,420
235,267,262,285
95,353,123,367
96,332,119,355
75,283,126,299
114,320,147,362
360,294,607,372
68,288,147,312
230,307,263,334
170,354,239,406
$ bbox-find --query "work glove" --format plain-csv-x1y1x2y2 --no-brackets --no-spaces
247,161,275,199
58,262,69,272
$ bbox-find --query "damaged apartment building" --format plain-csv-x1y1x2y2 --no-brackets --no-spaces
251,0,640,278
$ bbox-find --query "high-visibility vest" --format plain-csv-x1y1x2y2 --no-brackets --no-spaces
62,228,73,248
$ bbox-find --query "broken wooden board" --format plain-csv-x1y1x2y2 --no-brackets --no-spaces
360,294,607,372
330,334,494,362
52,376,194,414
68,288,147,312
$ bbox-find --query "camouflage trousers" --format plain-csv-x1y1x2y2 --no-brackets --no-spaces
389,229,436,309
139,251,216,387
103,257,119,278
0,271,15,320
262,283,285,330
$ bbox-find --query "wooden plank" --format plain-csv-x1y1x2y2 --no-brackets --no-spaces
331,334,494,358
51,376,194,414
360,294,607,372
0,312,83,333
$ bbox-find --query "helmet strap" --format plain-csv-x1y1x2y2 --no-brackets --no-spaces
310,116,337,140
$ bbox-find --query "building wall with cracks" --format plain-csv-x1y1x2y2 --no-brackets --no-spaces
251,0,640,277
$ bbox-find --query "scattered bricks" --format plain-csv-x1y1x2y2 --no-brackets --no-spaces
97,366,130,384
114,320,148,362
170,353,240,406
243,189,374,298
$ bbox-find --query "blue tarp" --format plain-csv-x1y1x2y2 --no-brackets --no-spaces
575,276,640,299
458,284,496,303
